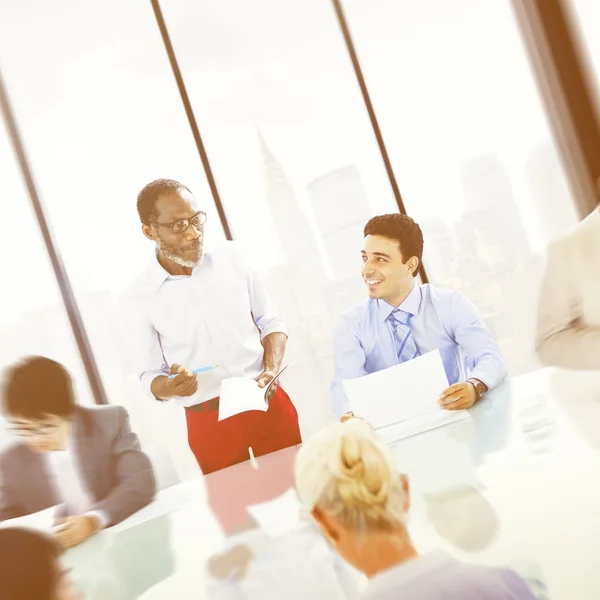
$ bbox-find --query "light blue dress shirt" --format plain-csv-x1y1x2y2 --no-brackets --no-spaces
331,283,507,418
364,552,537,600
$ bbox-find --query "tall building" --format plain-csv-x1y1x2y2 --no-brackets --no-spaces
257,129,330,361
419,217,457,286
459,153,531,266
257,129,326,281
307,165,372,281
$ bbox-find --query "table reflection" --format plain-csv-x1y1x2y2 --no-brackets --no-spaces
62,368,600,599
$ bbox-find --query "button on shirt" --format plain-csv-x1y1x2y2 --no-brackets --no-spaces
124,242,287,408
331,283,507,418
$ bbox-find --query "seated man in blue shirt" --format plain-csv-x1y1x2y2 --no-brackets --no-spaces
331,214,507,422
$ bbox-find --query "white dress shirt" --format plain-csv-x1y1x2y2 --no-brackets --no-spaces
123,242,287,408
45,424,108,527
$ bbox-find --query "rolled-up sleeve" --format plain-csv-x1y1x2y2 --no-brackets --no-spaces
246,263,288,341
446,291,508,390
330,313,368,420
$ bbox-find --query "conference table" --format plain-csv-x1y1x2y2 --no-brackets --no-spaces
64,367,600,599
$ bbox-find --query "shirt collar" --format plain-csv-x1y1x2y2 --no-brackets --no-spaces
144,252,173,292
142,250,208,293
377,283,422,321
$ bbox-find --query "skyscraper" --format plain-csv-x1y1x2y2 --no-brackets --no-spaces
307,165,371,280
258,129,326,280
459,153,531,265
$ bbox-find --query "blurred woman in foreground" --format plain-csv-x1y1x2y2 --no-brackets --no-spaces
295,419,535,599
0,527,82,599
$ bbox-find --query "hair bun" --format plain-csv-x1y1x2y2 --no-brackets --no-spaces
336,427,391,508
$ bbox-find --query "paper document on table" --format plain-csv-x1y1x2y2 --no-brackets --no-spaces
246,487,303,538
218,363,292,422
0,505,57,532
343,350,469,443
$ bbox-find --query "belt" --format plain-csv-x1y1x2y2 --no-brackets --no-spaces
186,397,220,413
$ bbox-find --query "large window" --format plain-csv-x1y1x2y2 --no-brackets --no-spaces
160,0,404,435
342,0,579,375
0,0,226,478
0,0,589,476
0,118,94,450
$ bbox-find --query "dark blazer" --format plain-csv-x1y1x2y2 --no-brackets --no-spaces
0,405,156,526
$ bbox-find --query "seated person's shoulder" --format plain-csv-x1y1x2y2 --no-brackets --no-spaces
550,208,599,250
338,300,369,328
80,404,128,428
0,442,27,470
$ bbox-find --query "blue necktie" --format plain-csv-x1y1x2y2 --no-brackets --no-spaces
390,308,420,364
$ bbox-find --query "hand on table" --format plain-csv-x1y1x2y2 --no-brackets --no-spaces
208,545,254,580
257,369,278,403
54,515,100,549
438,382,477,410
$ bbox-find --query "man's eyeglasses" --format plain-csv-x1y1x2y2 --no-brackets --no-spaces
7,424,59,438
152,211,207,235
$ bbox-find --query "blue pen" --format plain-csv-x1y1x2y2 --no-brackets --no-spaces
167,365,219,380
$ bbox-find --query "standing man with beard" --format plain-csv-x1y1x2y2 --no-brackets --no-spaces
124,179,302,474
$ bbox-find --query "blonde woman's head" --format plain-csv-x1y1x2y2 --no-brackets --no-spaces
295,419,411,572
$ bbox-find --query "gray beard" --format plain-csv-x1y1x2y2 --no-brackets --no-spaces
157,239,203,268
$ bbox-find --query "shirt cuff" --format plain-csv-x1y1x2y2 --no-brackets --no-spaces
139,369,169,400
331,388,352,420
85,510,109,530
470,363,507,392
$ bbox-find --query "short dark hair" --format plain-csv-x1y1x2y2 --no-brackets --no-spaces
0,528,62,599
2,356,76,420
136,178,192,226
364,213,424,268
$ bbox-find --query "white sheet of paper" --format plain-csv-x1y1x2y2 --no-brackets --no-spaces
377,410,469,445
218,378,269,422
343,350,469,443
218,364,292,422
0,505,57,532
246,487,303,538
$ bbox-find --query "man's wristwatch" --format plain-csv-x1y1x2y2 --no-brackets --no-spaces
466,378,488,401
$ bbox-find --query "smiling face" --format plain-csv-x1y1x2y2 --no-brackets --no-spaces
361,234,419,306
142,188,205,271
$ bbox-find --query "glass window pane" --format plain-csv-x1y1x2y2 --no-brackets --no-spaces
0,118,96,450
0,1,226,478
343,0,580,375
160,0,405,433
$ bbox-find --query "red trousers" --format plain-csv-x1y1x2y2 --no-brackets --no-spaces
185,385,302,475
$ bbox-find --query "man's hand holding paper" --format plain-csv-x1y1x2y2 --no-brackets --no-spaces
342,350,470,443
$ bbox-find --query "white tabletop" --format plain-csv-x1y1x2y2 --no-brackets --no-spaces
65,367,600,599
